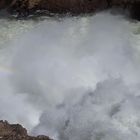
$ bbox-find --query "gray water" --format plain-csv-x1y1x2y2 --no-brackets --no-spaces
0,12,140,140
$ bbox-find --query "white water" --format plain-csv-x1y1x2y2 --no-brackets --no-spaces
0,12,140,140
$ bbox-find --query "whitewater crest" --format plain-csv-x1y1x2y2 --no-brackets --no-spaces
0,12,140,140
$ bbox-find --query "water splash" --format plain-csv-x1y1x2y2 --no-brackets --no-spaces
1,12,140,140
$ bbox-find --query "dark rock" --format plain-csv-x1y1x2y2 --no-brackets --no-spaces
0,120,51,140
0,0,140,20
131,1,140,20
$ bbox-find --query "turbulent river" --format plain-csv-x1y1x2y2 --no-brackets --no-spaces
0,12,140,140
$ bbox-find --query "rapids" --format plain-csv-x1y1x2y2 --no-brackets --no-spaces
0,12,140,140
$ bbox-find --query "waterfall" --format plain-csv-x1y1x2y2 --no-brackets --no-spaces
0,12,140,140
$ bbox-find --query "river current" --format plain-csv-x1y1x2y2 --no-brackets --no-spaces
0,12,140,140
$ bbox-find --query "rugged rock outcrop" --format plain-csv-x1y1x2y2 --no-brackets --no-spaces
0,0,140,19
0,120,51,140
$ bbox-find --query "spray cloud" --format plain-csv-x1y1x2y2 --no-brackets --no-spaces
1,12,140,140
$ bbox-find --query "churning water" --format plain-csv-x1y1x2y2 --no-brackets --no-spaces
0,12,140,140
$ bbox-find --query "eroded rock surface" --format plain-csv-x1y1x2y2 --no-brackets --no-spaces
0,120,51,140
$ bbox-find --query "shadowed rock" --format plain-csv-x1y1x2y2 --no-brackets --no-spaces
0,0,140,19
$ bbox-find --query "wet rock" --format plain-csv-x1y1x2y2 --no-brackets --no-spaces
0,0,139,20
0,120,51,140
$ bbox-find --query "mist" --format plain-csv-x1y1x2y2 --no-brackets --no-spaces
0,12,140,140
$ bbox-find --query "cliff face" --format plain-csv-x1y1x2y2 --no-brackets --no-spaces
0,120,51,140
0,0,140,19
